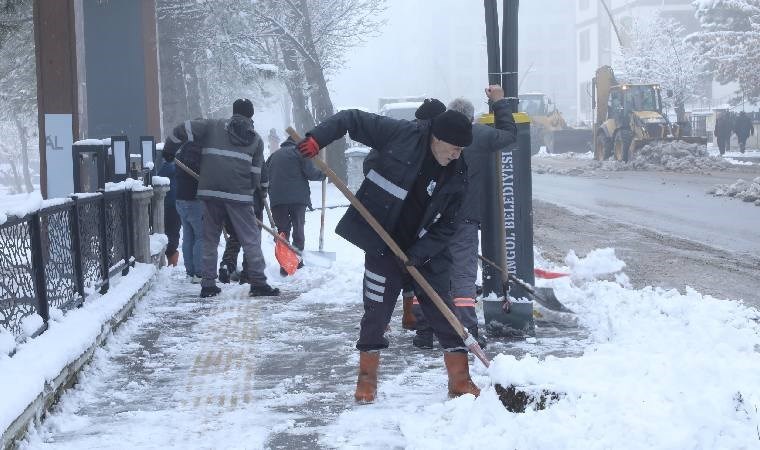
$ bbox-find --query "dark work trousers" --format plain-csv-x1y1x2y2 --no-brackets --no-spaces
220,198,264,272
717,135,731,155
201,200,266,288
414,221,480,332
359,253,466,353
271,204,307,250
738,136,748,153
164,201,181,257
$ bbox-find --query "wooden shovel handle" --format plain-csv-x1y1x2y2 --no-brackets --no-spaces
286,127,489,367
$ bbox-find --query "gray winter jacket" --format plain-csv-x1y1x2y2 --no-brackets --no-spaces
459,98,517,223
266,139,325,207
171,114,264,204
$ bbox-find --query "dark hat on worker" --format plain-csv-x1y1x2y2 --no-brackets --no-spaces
431,110,473,147
415,98,446,120
233,98,254,118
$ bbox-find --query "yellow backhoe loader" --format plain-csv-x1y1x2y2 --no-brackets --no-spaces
519,93,592,154
592,66,706,162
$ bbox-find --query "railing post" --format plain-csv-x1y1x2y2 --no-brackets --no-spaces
130,188,154,264
28,213,50,323
150,183,169,234
121,190,131,275
69,197,86,304
98,193,109,294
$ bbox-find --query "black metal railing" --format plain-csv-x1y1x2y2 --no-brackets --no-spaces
1,189,138,346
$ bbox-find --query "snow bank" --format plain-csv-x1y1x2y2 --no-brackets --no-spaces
534,141,732,176
628,141,731,173
708,177,760,206
396,251,760,449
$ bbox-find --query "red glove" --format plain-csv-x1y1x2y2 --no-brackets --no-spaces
297,136,320,158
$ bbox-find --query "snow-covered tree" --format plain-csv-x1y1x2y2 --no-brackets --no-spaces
616,13,705,120
251,0,386,178
0,0,37,193
690,0,760,102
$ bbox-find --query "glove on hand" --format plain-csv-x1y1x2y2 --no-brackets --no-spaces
297,136,320,158
404,254,425,268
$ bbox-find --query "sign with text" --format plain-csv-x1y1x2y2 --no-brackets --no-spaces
45,114,74,199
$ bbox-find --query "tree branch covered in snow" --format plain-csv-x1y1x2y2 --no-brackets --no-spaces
689,0,760,102
615,13,705,115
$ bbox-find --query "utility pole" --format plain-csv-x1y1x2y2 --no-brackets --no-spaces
481,0,535,334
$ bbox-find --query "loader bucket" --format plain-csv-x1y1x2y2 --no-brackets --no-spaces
548,129,593,154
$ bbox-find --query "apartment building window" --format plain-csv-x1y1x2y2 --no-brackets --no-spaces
579,0,590,10
579,29,590,62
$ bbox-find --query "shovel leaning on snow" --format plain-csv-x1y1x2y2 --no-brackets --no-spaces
478,254,573,313
286,127,490,368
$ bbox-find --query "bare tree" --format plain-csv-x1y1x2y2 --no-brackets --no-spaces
0,0,36,193
252,0,386,178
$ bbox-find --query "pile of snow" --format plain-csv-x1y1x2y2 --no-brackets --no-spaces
535,141,732,176
104,178,152,192
151,175,170,186
628,141,731,173
398,249,760,449
708,177,760,206
533,148,594,160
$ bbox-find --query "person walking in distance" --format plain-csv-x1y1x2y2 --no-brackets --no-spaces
411,85,517,350
268,128,280,154
170,98,279,298
266,136,326,276
297,106,479,403
714,111,734,156
734,111,754,154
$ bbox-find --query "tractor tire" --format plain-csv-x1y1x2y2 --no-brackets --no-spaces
595,132,613,161
614,129,633,162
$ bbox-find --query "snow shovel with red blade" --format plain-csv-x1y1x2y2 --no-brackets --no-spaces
261,197,333,270
286,127,489,368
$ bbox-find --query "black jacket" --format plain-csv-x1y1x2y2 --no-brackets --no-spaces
307,109,468,265
459,98,517,223
266,138,325,207
734,113,754,139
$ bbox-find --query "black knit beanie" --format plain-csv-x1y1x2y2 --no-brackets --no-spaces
415,98,446,120
431,110,473,147
233,98,254,118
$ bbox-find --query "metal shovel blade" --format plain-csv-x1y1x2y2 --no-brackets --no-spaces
533,287,573,313
484,299,535,337
302,250,335,268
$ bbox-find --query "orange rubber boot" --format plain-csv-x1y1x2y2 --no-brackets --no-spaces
401,296,416,330
354,352,380,403
444,352,481,398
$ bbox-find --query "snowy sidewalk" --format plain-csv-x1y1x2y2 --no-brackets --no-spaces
13,206,760,449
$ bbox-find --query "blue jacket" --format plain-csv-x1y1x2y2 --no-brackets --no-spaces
157,161,177,206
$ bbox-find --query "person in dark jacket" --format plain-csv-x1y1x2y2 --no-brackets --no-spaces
714,111,734,155
162,122,203,283
267,136,326,275
734,111,754,153
157,161,181,267
297,107,479,403
411,85,517,350
166,99,279,298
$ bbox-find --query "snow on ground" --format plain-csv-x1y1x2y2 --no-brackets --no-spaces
708,177,760,206
533,147,594,160
534,141,735,176
8,186,760,449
